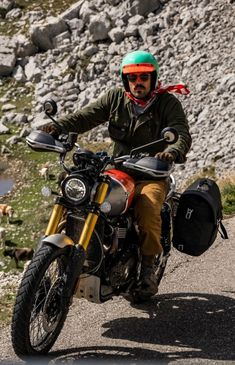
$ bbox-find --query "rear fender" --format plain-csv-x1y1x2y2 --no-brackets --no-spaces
41,233,75,249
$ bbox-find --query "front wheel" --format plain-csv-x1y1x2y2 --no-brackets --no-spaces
11,244,72,358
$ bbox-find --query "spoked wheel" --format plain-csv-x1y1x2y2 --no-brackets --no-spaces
11,244,72,358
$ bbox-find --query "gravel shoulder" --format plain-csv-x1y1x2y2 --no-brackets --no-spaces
0,215,234,365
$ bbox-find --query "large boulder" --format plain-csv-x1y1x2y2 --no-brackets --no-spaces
30,17,68,51
88,13,112,41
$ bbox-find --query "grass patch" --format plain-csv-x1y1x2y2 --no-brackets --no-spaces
0,289,16,326
0,79,34,118
15,0,79,13
221,184,235,215
218,175,235,216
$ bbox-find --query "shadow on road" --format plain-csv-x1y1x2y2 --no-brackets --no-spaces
20,292,235,365
102,292,235,361
37,346,167,364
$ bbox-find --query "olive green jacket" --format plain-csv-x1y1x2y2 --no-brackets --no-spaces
57,87,192,163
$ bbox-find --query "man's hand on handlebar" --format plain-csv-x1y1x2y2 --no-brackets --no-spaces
39,123,62,139
155,150,177,163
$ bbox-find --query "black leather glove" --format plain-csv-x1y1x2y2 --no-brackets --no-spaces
155,151,177,163
39,123,62,139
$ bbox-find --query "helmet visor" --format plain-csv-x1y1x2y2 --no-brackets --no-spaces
122,63,155,74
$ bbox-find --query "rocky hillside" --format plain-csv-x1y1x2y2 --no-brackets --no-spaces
0,0,234,184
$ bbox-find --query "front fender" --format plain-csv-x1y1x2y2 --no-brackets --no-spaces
42,233,75,248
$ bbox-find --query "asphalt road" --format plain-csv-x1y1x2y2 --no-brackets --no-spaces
1,216,234,365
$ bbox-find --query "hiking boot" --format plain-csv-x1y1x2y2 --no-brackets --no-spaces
138,255,159,298
139,265,159,297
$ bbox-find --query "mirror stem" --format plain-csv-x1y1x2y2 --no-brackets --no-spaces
45,113,67,134
130,137,166,157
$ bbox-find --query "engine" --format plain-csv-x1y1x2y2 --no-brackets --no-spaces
104,216,139,288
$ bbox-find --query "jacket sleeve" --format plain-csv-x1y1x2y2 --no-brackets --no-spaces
162,94,192,163
57,90,116,134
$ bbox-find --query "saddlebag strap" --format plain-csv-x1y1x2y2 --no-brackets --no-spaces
219,221,229,239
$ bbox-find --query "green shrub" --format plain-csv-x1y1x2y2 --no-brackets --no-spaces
221,183,235,216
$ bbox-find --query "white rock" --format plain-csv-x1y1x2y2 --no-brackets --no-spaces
88,13,112,41
1,103,16,112
108,27,125,44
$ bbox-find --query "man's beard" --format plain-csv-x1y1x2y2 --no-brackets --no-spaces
132,86,151,99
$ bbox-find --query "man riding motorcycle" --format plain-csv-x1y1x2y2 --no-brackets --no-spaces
41,50,192,297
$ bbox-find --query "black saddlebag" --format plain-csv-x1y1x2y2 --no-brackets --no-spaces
172,178,228,256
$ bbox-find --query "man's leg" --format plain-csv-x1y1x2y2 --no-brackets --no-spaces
134,180,168,295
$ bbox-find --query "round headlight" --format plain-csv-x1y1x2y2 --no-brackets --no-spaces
62,176,89,204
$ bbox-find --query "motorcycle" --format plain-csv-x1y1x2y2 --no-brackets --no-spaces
11,99,180,357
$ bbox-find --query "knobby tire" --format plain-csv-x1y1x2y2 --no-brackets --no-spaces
11,244,72,358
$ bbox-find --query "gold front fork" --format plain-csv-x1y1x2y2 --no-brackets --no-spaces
45,204,67,236
79,180,109,251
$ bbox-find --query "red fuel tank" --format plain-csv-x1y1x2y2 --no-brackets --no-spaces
103,169,135,216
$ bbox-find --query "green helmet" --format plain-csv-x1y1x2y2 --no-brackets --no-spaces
120,50,159,91
121,50,159,74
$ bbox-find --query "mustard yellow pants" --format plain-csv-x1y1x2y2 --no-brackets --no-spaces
134,180,168,256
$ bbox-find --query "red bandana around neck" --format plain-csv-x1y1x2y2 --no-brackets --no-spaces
125,81,190,107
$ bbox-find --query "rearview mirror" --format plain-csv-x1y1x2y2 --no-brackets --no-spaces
43,99,58,116
161,127,178,144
